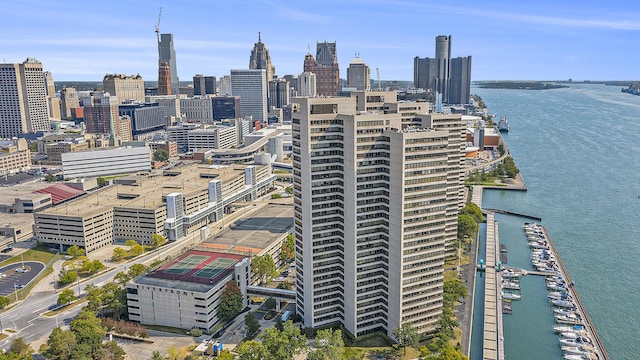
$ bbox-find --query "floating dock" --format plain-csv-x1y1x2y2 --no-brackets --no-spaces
481,212,505,360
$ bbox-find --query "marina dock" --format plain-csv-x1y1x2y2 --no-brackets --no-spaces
540,226,610,360
481,212,505,360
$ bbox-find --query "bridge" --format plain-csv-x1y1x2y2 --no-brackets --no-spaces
246,285,296,310
482,208,541,222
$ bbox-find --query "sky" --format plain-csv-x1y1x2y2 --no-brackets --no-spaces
1,0,639,82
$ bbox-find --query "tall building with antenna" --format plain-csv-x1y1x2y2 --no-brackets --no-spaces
249,32,276,82
156,8,179,95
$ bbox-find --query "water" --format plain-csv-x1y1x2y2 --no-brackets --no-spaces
473,84,640,359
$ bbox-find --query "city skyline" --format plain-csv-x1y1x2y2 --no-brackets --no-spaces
1,0,639,82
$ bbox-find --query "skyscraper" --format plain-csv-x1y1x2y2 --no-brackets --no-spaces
0,58,50,137
44,71,61,120
347,55,370,91
230,69,267,123
435,35,451,103
449,56,472,105
158,62,171,95
414,35,472,104
158,33,179,95
297,72,316,97
303,42,340,96
83,92,119,137
268,78,290,109
292,92,465,338
249,32,276,82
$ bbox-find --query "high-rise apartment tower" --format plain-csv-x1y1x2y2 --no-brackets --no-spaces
158,33,180,95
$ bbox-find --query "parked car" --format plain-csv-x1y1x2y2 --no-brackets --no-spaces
15,268,28,273
0,273,6,278
15,284,25,289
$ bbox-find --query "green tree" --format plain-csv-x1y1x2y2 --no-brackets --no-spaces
29,142,38,152
313,328,344,360
235,340,269,360
251,254,278,285
261,320,306,359
217,351,235,360
84,283,103,313
102,283,127,320
392,322,419,356
245,311,261,339
66,245,85,259
128,263,148,278
460,203,483,224
0,296,10,309
131,243,144,256
58,269,78,286
285,186,293,195
45,174,55,182
114,271,130,285
46,327,77,360
153,149,169,162
8,337,32,358
69,309,107,359
102,340,126,360
264,297,276,310
151,233,167,248
280,234,295,262
97,177,107,188
150,350,166,360
112,247,127,261
457,214,478,240
82,259,105,274
218,281,243,321
57,289,76,306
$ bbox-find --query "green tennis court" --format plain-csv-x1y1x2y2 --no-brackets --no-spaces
164,255,208,275
193,258,237,278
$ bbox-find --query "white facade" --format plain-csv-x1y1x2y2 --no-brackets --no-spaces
219,76,231,96
0,58,50,137
187,127,237,152
298,72,316,97
230,69,267,123
180,97,213,123
347,57,371,91
292,94,464,338
61,146,151,178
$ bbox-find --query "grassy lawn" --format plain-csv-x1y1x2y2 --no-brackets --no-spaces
144,324,190,336
0,334,7,341
0,247,56,267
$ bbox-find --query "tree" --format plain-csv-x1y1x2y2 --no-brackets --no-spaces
460,203,483,224
57,289,76,306
102,283,127,320
8,337,32,358
457,214,478,240
130,243,144,256
280,234,295,262
128,263,148,278
313,328,344,360
69,309,107,359
66,245,85,259
114,271,130,285
58,269,78,286
217,351,235,360
46,327,77,360
285,186,293,195
235,340,270,360
392,322,419,356
218,281,243,321
166,345,189,360
84,284,103,313
264,297,276,310
251,254,278,285
154,149,169,162
45,174,55,182
102,340,126,360
97,177,107,188
150,351,166,360
111,247,127,262
82,259,105,274
29,142,38,152
151,233,167,248
244,312,261,339
261,320,306,359
0,296,10,309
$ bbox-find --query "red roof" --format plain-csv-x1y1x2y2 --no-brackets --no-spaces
35,183,86,205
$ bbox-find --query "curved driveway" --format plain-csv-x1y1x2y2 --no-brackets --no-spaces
0,261,45,296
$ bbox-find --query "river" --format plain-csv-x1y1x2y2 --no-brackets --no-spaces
473,83,640,359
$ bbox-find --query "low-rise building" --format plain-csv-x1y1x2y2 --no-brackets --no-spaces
61,146,151,178
187,126,237,152
0,138,31,176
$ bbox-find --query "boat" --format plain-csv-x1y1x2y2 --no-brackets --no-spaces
561,344,595,355
502,281,521,290
553,308,575,316
552,299,575,308
560,331,588,339
555,316,583,325
502,292,521,300
559,336,592,347
501,270,521,278
497,116,509,132
554,325,585,333
548,283,566,291
563,354,598,360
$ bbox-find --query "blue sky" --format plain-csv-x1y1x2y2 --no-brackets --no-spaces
1,0,638,82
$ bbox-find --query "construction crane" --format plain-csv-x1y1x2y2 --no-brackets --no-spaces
154,6,162,43
376,68,381,90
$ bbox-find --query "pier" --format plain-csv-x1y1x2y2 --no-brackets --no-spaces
483,208,541,222
481,212,505,360
541,226,610,360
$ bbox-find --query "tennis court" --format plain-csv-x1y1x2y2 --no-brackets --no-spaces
193,257,237,279
164,255,208,275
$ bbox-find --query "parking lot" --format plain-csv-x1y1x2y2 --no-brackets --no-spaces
0,261,45,296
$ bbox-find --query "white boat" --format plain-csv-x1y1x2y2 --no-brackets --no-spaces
548,283,566,291
502,292,521,300
554,325,585,333
529,242,549,249
552,299,575,308
556,316,582,325
501,270,521,278
561,344,595,355
559,336,592,347
502,281,520,290
563,353,598,360
560,331,588,339
554,308,575,316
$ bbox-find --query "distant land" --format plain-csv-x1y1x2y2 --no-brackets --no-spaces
474,81,568,90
